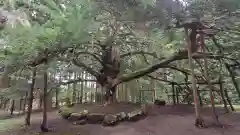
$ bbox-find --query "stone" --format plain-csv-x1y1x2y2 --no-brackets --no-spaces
59,107,72,119
68,113,87,121
154,100,166,106
73,119,87,125
116,112,127,121
103,114,118,126
127,109,143,121
86,113,105,124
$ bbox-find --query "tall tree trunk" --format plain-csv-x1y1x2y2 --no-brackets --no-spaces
23,92,28,113
80,72,84,103
185,28,205,127
10,99,15,115
41,67,49,132
19,98,23,111
25,67,37,126
72,72,77,104
0,97,3,108
39,95,43,109
67,72,71,99
111,86,117,103
55,88,59,108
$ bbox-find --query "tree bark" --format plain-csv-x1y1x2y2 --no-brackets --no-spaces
25,67,37,126
185,28,205,128
41,67,49,132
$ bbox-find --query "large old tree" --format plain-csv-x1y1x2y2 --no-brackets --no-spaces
0,0,240,128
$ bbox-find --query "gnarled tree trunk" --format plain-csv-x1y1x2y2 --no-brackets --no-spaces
98,45,120,105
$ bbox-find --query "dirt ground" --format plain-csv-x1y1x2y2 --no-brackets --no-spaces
1,104,240,135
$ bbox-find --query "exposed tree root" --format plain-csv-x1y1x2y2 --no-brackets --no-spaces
195,117,207,128
40,124,49,132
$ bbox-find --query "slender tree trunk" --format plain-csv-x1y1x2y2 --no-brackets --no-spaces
41,68,49,132
111,86,117,103
10,99,15,115
19,98,23,111
25,67,37,126
80,72,84,103
23,92,28,113
0,97,3,108
3,98,9,110
67,72,71,99
55,88,59,108
172,83,176,105
72,72,77,104
185,28,205,127
39,96,43,109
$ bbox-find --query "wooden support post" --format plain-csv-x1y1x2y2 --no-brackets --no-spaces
219,77,229,113
172,83,176,105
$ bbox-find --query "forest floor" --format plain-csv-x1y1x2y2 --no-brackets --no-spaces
1,104,240,135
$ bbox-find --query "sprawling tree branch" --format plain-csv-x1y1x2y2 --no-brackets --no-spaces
114,52,233,86
147,75,176,84
120,51,157,58
75,51,104,65
72,58,100,77
163,65,191,75
28,46,70,67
